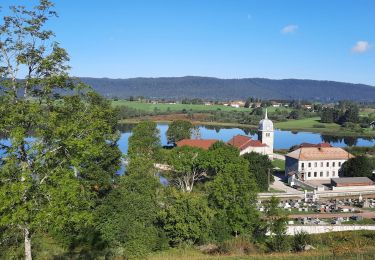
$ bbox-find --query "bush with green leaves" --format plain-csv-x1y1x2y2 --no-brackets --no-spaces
158,189,214,246
292,231,312,252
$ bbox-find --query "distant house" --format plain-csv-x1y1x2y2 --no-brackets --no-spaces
176,139,218,150
227,135,268,156
285,145,354,181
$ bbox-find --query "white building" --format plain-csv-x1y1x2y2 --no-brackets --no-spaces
285,144,354,182
227,109,274,157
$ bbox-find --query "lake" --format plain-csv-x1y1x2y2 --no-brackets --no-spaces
118,123,375,154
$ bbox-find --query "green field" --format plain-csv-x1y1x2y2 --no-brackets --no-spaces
272,159,285,171
275,117,338,130
275,117,375,137
112,100,252,112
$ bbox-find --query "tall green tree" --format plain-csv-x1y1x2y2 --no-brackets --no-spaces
158,188,213,246
0,1,121,258
208,157,259,238
340,156,373,178
96,167,166,258
242,152,274,192
263,197,289,252
127,121,160,161
166,146,208,192
166,120,195,145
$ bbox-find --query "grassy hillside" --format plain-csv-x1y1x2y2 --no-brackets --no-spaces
82,76,375,101
112,100,251,112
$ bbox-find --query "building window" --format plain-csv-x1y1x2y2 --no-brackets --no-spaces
314,172,317,177
266,133,270,137
333,162,335,167
339,162,342,167
308,163,311,167
320,162,323,167
308,172,311,177
326,171,329,177
320,172,323,177
314,162,317,167
326,162,329,167
301,163,305,169
332,171,335,176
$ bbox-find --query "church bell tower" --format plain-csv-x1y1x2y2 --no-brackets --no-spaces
258,109,274,156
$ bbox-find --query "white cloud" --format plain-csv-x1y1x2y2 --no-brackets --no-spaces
281,24,298,34
351,41,372,53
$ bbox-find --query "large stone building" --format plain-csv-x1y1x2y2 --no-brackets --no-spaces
285,143,354,182
227,109,274,157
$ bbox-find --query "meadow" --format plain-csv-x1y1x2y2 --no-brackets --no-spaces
112,100,251,112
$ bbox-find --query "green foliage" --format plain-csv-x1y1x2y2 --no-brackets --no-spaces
166,120,195,144
127,120,160,161
208,157,259,238
158,189,213,246
292,231,313,252
166,146,208,192
218,236,257,255
0,1,122,258
340,156,374,178
242,152,274,192
263,197,290,252
96,170,167,258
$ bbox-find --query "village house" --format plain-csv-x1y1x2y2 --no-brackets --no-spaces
285,143,354,183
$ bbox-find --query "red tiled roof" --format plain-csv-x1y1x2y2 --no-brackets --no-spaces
300,142,332,148
227,135,267,151
176,139,218,150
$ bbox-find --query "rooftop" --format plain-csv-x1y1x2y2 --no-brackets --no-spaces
286,146,354,161
227,135,267,151
176,139,218,150
331,177,374,184
299,142,332,148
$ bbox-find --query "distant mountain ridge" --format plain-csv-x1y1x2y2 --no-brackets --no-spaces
79,76,375,101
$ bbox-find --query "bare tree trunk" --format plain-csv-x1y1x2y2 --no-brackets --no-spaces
24,227,32,260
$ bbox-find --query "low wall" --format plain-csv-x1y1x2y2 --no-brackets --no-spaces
287,225,375,235
332,185,375,191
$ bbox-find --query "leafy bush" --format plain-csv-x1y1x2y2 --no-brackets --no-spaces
218,237,257,255
292,231,312,252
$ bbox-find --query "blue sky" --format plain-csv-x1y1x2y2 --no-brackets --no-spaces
1,0,375,85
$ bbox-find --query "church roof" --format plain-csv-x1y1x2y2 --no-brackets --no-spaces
286,146,354,161
227,135,267,151
176,139,218,150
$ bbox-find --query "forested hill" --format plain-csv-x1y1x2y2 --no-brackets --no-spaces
80,76,375,101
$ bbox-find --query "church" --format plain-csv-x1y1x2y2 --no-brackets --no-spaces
227,110,274,158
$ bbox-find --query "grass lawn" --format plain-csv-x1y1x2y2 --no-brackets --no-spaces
276,117,375,137
112,100,252,112
272,159,285,171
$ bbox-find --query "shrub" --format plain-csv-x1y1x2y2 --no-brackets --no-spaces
292,231,312,252
218,237,257,255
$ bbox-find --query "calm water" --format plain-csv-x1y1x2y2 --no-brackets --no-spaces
118,123,375,154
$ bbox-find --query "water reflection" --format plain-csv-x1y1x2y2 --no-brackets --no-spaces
117,123,375,154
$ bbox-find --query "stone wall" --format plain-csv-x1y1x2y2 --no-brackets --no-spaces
287,225,375,235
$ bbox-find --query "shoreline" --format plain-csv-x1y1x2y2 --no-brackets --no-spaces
118,118,375,139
